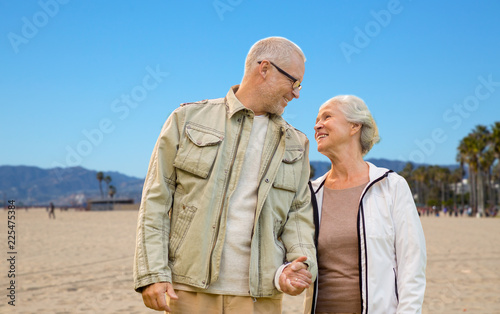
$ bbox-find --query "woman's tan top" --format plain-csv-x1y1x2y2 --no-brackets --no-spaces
316,183,367,314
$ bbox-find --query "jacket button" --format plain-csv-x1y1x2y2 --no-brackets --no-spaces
202,280,206,284
265,179,269,183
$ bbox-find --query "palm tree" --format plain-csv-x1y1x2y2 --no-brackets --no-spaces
435,167,450,211
108,185,116,198
457,125,491,216
473,125,491,216
450,168,463,214
491,122,500,159
400,162,417,203
490,122,500,209
460,135,480,214
96,171,104,198
104,176,112,197
481,149,495,210
400,162,414,183
455,154,467,213
493,162,500,208
457,137,475,213
413,166,427,207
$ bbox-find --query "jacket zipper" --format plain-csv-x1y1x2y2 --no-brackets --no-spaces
205,114,246,287
393,267,399,301
260,127,284,186
357,170,393,314
309,170,393,313
251,127,284,238
254,126,284,295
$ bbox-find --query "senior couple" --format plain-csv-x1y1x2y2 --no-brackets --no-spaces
133,36,426,314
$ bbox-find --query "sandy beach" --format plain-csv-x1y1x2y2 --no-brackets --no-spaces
1,209,499,313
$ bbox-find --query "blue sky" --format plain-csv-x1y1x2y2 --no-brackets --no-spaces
2,0,500,178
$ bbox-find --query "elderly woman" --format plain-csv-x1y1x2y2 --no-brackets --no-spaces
305,95,426,314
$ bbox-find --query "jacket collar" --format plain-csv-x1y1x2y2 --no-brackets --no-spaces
367,161,390,181
310,172,328,194
225,85,248,118
225,85,290,130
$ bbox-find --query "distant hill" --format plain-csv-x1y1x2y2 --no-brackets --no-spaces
310,158,459,180
1,159,459,206
0,165,144,207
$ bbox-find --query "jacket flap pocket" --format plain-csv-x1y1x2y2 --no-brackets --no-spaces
273,148,305,192
282,148,304,164
186,124,224,147
174,124,223,178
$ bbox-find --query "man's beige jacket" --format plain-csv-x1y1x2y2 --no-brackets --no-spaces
134,86,317,298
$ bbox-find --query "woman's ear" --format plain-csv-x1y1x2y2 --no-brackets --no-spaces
350,123,362,135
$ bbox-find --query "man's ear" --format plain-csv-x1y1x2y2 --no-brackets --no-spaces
258,60,271,78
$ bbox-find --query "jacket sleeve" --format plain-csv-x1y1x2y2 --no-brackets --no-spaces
280,138,318,281
133,108,183,292
392,175,427,313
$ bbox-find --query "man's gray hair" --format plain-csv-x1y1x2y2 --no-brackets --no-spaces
244,37,306,75
325,95,380,156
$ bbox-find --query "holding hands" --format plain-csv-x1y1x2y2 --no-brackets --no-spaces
141,256,313,312
279,256,313,296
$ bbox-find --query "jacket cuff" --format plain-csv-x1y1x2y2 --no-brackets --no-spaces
134,274,171,293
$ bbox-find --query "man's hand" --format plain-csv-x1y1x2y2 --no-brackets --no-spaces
141,282,178,312
279,256,313,296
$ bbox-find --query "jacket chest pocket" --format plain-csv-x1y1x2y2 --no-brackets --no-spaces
272,148,304,192
173,123,224,178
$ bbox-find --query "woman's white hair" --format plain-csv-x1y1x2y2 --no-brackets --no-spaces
326,95,380,155
244,37,306,75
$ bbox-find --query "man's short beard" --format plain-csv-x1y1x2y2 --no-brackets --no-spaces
259,86,285,116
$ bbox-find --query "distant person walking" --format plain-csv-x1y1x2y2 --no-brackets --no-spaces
49,202,56,219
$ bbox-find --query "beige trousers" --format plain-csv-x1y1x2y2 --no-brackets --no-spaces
166,290,282,314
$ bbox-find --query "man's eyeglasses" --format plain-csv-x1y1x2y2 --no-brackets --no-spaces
258,61,302,91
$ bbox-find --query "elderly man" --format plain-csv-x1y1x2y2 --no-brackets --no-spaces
134,36,317,313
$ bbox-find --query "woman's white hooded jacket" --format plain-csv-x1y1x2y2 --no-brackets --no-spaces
305,162,426,314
